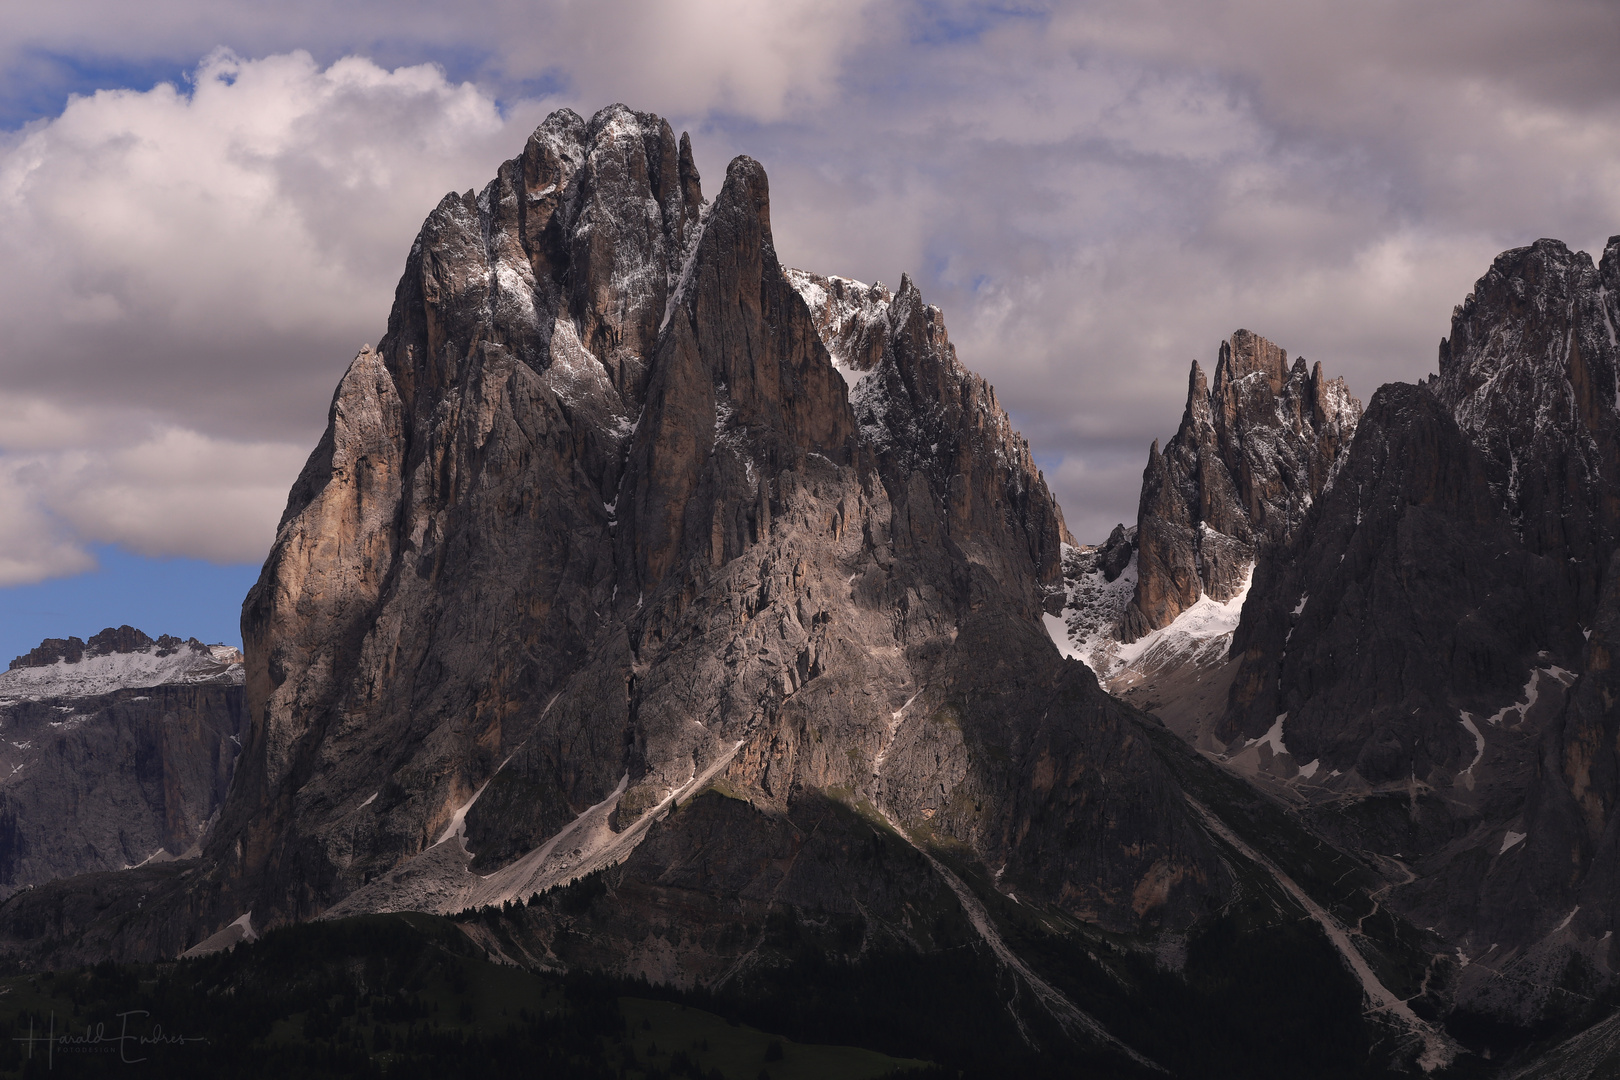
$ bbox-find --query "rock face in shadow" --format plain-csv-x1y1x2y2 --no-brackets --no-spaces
1222,238,1620,1020
0,631,246,897
166,106,1234,953
1120,330,1361,641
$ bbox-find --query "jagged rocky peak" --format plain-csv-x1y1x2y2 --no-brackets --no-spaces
786,269,892,376
1433,237,1620,601
1118,329,1361,642
1,626,242,699
792,267,1074,586
205,103,1218,955
388,102,704,424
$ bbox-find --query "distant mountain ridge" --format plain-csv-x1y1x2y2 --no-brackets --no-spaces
0,627,245,898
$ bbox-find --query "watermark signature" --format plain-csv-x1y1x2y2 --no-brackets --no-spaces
15,1010,206,1067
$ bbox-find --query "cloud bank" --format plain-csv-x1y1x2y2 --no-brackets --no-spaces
2,0,1619,579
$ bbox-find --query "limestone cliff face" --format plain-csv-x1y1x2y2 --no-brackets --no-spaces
200,106,1224,942
1119,330,1360,641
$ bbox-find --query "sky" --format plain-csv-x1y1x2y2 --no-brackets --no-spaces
1,0,1618,659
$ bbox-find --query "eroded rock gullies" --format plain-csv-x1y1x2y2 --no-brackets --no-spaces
184,105,1228,953
1119,329,1361,642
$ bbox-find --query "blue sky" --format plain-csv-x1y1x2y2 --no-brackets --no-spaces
2,0,1618,658
0,546,259,663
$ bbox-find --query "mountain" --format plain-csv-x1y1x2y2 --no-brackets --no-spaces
1044,332,1360,742
1120,330,1361,643
0,107,1500,1076
1219,238,1620,1032
0,626,245,895
1033,237,1620,1070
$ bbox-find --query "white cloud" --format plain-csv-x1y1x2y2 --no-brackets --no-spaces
45,427,310,563
494,0,880,119
0,50,561,581
0,458,96,587
0,49,549,434
4,0,1620,575
0,425,307,583
1,0,879,123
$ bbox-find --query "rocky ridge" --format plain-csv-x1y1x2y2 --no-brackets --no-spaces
1119,329,1361,643
1213,239,1620,1028
0,627,245,897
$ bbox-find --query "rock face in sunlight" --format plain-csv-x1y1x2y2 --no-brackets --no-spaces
1120,330,1361,642
173,105,1236,965
0,628,245,895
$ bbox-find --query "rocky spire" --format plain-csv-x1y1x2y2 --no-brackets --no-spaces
1218,237,1620,1015
1118,330,1361,642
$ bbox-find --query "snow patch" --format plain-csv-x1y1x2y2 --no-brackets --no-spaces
1252,713,1289,757
0,643,242,699
1500,831,1527,854
1298,759,1321,779
1458,712,1485,774
1484,667,1574,726
1112,566,1252,674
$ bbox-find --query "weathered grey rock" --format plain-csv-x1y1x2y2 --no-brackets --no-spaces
1120,330,1361,641
160,107,1235,951
0,630,246,897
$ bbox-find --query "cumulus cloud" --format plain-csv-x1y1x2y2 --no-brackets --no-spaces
0,0,878,122
0,428,308,585
0,460,96,587
0,49,551,436
0,50,571,581
3,0,1620,583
